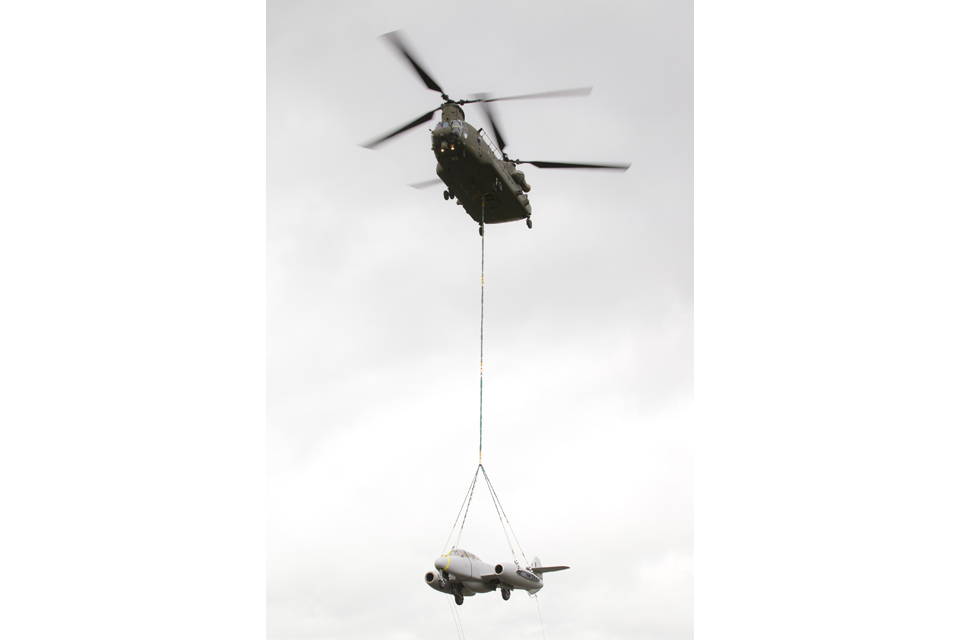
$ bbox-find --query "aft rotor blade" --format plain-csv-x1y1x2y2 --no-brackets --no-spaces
478,87,593,103
408,178,443,189
360,107,440,149
472,93,508,152
516,159,632,171
381,31,445,95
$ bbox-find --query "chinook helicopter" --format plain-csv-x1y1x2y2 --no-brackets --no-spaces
362,31,630,235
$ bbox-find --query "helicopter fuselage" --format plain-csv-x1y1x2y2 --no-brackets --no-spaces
432,104,532,227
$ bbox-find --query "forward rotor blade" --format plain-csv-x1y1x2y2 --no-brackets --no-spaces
516,159,631,171
472,93,508,152
479,87,592,103
360,107,440,149
381,31,445,95
408,178,443,189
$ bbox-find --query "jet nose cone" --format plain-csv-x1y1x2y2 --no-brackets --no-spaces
434,555,448,572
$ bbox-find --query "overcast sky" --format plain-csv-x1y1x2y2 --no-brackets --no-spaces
268,1,692,639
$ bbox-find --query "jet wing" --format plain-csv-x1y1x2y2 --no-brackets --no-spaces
530,566,569,574
479,574,501,582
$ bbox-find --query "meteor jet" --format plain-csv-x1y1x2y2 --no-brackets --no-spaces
424,548,569,605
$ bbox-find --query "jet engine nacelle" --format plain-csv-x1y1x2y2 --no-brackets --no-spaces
424,571,455,594
494,563,542,591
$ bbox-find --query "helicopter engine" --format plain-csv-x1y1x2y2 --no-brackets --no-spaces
509,169,531,192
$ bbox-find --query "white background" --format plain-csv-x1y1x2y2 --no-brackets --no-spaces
2,1,959,640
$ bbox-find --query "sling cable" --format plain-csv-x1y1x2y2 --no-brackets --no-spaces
442,198,528,570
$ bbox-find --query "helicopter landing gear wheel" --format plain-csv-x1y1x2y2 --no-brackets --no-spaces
501,588,510,601
479,225,484,237
443,190,449,200
454,593,464,606
526,218,533,229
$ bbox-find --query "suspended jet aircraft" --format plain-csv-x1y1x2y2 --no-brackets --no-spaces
424,548,569,605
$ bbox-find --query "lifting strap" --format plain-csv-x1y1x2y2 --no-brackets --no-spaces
534,593,546,638
446,594,466,640
443,465,480,553
442,463,529,570
480,463,528,568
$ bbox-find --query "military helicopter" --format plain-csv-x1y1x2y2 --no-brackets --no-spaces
362,31,631,235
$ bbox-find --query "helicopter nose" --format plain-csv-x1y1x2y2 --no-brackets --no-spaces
434,555,449,572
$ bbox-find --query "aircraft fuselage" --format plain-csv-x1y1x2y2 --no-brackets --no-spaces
424,548,554,604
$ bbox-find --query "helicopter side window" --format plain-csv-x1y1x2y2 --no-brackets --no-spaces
442,121,450,128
